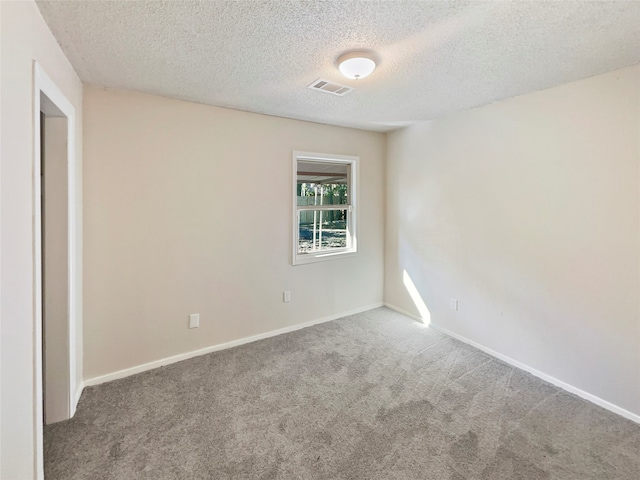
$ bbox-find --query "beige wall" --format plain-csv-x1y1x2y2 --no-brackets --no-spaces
0,1,83,478
385,65,640,416
83,86,385,379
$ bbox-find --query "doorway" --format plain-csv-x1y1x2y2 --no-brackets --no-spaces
40,105,69,424
34,62,79,477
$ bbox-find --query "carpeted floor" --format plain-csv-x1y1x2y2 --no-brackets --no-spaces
45,307,640,479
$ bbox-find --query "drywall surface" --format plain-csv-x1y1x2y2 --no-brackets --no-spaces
83,86,385,379
43,117,69,424
0,1,83,478
385,65,640,416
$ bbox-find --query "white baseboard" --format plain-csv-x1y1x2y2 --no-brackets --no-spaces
384,302,640,425
84,303,384,387
383,303,425,324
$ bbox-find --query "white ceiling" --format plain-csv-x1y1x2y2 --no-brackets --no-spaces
37,1,640,132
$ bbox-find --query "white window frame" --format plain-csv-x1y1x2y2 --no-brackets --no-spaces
292,151,358,265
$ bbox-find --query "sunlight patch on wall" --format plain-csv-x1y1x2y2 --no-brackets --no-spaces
402,270,431,326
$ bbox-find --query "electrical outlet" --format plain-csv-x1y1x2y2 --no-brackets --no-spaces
189,313,200,328
283,291,291,303
450,299,458,311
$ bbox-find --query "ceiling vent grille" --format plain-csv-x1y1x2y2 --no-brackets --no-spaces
307,78,354,96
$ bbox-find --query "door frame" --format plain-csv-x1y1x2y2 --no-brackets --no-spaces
33,61,79,478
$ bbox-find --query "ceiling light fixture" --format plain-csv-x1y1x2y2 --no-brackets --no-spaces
337,51,377,80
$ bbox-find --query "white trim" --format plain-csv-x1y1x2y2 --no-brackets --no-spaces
292,151,358,266
85,303,384,387
297,204,353,212
33,62,79,479
384,302,640,425
384,302,425,324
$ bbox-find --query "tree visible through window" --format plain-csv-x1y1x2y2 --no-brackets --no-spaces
293,152,357,265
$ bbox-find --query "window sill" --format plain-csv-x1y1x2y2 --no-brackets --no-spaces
292,249,358,266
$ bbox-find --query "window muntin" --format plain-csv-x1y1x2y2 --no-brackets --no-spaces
293,153,357,265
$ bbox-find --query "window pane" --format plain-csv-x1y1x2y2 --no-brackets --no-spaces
297,183,348,206
298,209,348,253
297,160,348,180
297,160,349,206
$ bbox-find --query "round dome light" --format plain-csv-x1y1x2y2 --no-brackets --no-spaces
337,52,377,80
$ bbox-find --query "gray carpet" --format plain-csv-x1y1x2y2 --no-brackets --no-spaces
45,307,640,479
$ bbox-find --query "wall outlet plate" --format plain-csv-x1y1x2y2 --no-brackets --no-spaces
189,313,200,328
450,299,458,311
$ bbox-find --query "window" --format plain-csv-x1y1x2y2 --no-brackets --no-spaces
293,151,357,265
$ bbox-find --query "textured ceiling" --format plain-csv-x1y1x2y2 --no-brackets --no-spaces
37,1,640,132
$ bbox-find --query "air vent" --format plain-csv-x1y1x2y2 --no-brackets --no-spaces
307,78,354,96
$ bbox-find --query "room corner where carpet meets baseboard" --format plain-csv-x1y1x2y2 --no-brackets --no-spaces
83,303,385,387
383,302,640,425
